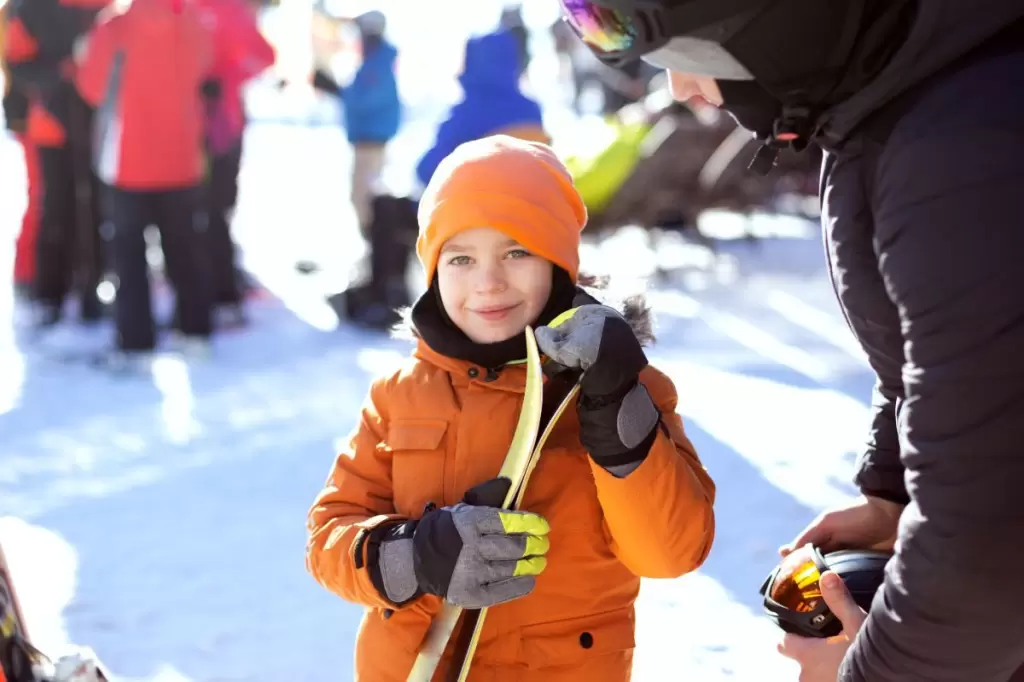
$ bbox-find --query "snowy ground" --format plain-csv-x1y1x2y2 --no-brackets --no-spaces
0,8,875,680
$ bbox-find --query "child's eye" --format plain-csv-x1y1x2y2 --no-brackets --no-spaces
506,249,532,260
448,255,472,266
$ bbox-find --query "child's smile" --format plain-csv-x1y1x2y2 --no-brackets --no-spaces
470,302,522,322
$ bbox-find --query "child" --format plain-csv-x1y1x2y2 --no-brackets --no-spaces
306,135,716,681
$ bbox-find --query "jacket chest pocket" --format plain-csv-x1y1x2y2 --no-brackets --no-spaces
386,419,449,518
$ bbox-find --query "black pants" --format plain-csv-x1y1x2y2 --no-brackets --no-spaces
205,139,243,305
35,144,103,313
108,187,211,351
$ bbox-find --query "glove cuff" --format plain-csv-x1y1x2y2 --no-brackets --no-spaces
412,505,464,599
580,382,660,474
366,520,421,606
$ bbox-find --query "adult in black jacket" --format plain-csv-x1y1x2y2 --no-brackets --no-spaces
556,0,1024,680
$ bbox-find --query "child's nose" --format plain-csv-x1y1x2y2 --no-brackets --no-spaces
474,261,507,293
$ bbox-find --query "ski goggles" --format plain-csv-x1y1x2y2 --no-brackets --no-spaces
558,0,758,80
758,544,840,638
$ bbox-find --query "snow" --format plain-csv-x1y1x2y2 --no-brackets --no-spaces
0,6,877,680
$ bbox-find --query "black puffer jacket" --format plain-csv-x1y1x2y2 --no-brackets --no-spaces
809,4,1024,681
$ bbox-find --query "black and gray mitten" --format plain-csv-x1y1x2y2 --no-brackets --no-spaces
535,303,661,476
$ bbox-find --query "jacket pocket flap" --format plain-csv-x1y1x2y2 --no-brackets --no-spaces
519,611,635,668
387,420,448,451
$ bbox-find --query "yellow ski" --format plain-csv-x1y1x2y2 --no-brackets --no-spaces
449,307,586,682
405,326,545,682
451,371,582,682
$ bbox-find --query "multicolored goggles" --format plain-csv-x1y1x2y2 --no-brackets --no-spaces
558,0,757,80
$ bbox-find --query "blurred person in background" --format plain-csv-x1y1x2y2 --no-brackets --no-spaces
6,0,109,328
195,0,275,329
75,0,215,369
416,28,548,188
312,9,400,242
1,0,41,300
341,27,550,331
551,15,602,114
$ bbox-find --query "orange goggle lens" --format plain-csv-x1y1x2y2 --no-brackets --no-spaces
768,545,825,613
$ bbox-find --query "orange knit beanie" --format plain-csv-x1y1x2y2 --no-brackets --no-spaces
416,135,588,286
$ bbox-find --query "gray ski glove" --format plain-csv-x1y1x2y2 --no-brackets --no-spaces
365,478,550,609
536,302,661,474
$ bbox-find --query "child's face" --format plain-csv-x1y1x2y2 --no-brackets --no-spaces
437,227,554,344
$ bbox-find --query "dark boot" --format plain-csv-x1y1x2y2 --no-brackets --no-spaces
343,195,417,330
339,286,402,331
369,194,416,309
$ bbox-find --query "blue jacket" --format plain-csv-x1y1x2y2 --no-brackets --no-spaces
416,29,544,186
341,39,400,144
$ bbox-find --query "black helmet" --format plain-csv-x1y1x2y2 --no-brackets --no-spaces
557,0,914,172
759,545,890,638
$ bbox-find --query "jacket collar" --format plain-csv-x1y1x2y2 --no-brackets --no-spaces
413,340,530,394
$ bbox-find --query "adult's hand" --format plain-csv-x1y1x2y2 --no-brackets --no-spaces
777,571,868,682
780,495,903,557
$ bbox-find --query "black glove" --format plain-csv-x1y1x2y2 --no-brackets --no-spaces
536,300,661,473
364,478,550,608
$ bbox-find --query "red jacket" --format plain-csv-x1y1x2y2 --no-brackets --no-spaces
76,0,213,189
195,0,274,151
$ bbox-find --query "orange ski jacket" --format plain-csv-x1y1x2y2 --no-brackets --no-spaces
307,340,716,681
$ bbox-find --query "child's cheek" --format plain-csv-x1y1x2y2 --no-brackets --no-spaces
517,260,554,312
438,268,467,310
